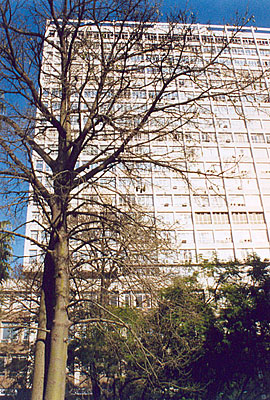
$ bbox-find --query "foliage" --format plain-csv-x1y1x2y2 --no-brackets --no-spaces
190,255,270,399
69,256,270,400
68,279,214,399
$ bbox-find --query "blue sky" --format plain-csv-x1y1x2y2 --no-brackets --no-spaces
162,0,270,27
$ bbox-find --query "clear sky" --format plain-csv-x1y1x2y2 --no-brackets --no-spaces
162,0,270,28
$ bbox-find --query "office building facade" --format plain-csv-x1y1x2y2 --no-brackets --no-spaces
24,22,270,267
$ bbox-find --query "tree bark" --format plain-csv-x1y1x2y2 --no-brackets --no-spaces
31,290,47,400
44,228,70,400
90,362,101,400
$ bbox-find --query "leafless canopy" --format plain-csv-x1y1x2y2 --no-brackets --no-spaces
0,0,263,398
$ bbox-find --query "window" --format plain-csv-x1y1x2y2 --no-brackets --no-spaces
193,196,209,207
84,89,97,98
174,195,190,207
213,212,229,224
82,115,89,127
245,48,257,55
203,148,219,160
51,88,61,98
232,212,248,224
123,293,131,307
234,133,248,143
155,178,170,192
218,133,233,143
251,134,265,143
22,328,29,343
256,164,270,177
234,58,246,66
231,47,245,55
7,356,28,377
0,357,4,376
1,323,19,342
175,213,192,226
214,231,232,243
197,231,214,244
52,102,60,110
161,230,175,242
249,212,265,224
35,160,43,171
231,119,245,130
236,148,251,159
182,250,193,263
29,249,37,262
217,119,230,129
32,211,40,222
153,146,167,155
216,249,234,261
245,195,261,207
118,194,136,206
164,91,178,101
248,120,262,130
247,59,259,67
239,164,255,177
191,179,207,193
41,231,49,244
30,230,38,241
70,115,79,127
253,148,268,158
176,231,194,244
137,195,153,207
99,177,116,189
135,294,151,308
45,163,52,172
251,230,268,242
221,147,235,160
157,213,174,225
195,212,211,224
209,179,224,193
214,105,228,115
109,293,119,307
234,230,251,243
211,196,226,208
229,195,245,206
156,195,172,207
132,90,146,99
201,133,211,142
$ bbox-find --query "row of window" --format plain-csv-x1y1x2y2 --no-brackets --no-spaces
34,140,270,173
28,239,270,265
30,189,266,220
196,229,268,244
43,88,270,106
163,228,269,244
195,212,265,224
47,26,270,47
85,191,263,210
198,133,270,144
76,291,151,308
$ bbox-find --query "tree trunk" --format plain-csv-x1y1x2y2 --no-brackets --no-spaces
90,362,101,400
43,229,70,400
31,290,47,400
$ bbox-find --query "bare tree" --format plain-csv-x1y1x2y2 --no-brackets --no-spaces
69,206,167,305
0,0,262,398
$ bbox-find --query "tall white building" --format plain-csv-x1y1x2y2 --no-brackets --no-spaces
24,22,270,267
